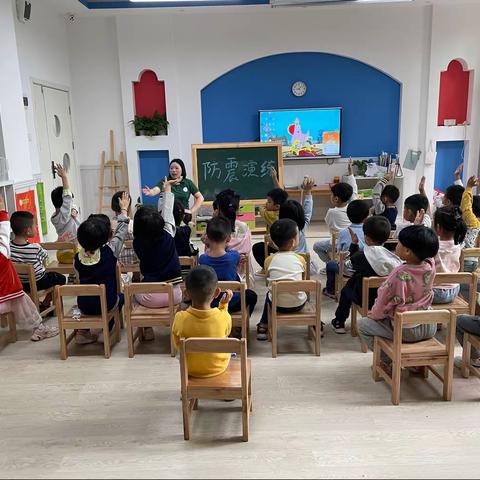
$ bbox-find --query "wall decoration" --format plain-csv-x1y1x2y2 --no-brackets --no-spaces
36,182,48,235
15,189,40,242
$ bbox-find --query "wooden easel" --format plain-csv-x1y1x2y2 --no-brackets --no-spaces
98,130,129,213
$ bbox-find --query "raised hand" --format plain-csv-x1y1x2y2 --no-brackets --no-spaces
271,167,278,180
54,163,67,179
348,227,359,245
467,175,478,189
414,208,425,225
347,157,353,176
219,289,234,306
418,176,426,195
118,191,130,214
454,163,463,180
302,177,315,193
384,172,394,183
142,186,155,196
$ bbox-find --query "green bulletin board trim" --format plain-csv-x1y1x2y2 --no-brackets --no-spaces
36,182,48,235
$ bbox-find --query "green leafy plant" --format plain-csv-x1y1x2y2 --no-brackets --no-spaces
353,159,368,176
129,111,169,137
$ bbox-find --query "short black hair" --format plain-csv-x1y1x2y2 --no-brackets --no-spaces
206,216,231,243
216,189,240,233
347,200,370,224
267,188,289,206
77,217,110,252
185,265,218,304
398,225,439,261
270,218,298,250
279,199,306,231
169,158,187,179
404,194,430,214
10,211,34,235
363,215,391,245
445,185,465,207
382,185,400,204
330,182,353,203
473,196,480,218
111,191,131,214
173,200,185,227
51,186,64,208
88,213,111,233
133,206,165,245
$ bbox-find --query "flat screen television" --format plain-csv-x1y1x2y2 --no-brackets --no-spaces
259,107,342,159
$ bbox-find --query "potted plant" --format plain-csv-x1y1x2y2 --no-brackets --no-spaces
129,111,169,137
352,159,368,176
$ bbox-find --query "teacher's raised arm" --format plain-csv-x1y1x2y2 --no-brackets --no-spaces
143,158,204,223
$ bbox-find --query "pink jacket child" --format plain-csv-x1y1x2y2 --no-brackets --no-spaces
357,225,439,354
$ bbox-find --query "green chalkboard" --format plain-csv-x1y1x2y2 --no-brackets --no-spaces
192,142,283,202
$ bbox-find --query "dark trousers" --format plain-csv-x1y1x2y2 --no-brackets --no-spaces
259,295,306,326
22,271,66,294
228,289,258,316
326,261,339,293
252,242,277,269
334,284,361,327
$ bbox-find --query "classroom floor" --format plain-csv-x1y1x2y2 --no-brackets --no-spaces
1,223,480,479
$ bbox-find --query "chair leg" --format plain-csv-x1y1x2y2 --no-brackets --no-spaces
248,375,253,412
193,398,198,410
182,396,191,441
170,329,176,358
372,337,381,382
391,359,401,406
0,315,7,328
351,307,358,337
127,324,135,358
462,334,471,379
314,319,321,357
115,312,121,344
242,397,250,442
59,323,68,360
271,318,277,358
103,325,111,359
444,356,454,401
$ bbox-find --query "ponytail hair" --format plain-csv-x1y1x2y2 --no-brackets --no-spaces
215,189,240,233
434,206,467,245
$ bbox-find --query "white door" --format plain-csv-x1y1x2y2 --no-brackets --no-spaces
32,84,80,241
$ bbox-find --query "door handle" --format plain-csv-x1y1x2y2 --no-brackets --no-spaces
51,161,56,179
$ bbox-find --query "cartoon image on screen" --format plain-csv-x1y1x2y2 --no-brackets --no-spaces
260,108,341,159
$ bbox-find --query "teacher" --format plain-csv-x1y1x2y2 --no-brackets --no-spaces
142,158,204,223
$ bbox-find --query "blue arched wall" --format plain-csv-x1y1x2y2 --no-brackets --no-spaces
201,52,401,157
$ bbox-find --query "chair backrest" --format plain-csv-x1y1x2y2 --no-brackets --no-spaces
40,241,77,251
55,284,107,320
13,263,39,307
298,252,311,280
124,282,176,317
179,337,247,393
271,279,320,313
392,309,455,354
460,248,480,272
360,276,387,315
179,256,196,269
330,231,338,260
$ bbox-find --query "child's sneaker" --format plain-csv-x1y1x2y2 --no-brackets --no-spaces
75,330,97,345
255,268,265,277
31,323,58,341
331,319,346,334
319,267,327,275
454,356,480,369
256,323,268,341
143,327,155,341
322,287,336,300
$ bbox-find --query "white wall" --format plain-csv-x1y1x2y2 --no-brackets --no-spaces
0,0,32,184
424,2,480,198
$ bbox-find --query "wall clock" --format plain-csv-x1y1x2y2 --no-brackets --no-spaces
292,81,307,97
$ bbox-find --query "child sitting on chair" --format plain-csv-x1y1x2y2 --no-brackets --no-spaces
329,216,402,334
395,193,432,236
323,199,370,299
256,218,307,341
173,200,198,258
172,265,233,378
358,225,439,353
133,180,183,340
0,196,58,341
313,159,357,266
199,216,257,316
461,176,480,271
50,164,81,263
10,211,66,312
74,192,130,344
372,172,400,230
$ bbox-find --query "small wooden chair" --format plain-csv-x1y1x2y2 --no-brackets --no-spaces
267,280,321,357
330,230,338,261
372,309,456,405
351,276,387,352
14,263,56,318
124,282,179,357
460,248,480,273
55,284,121,359
0,312,16,346
217,281,248,339
432,272,477,316
41,241,77,277
334,250,350,301
179,337,252,441
461,332,480,380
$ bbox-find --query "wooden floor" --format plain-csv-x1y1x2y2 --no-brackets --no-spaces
1,229,480,479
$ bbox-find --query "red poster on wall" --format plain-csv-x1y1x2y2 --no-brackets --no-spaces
15,190,40,243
